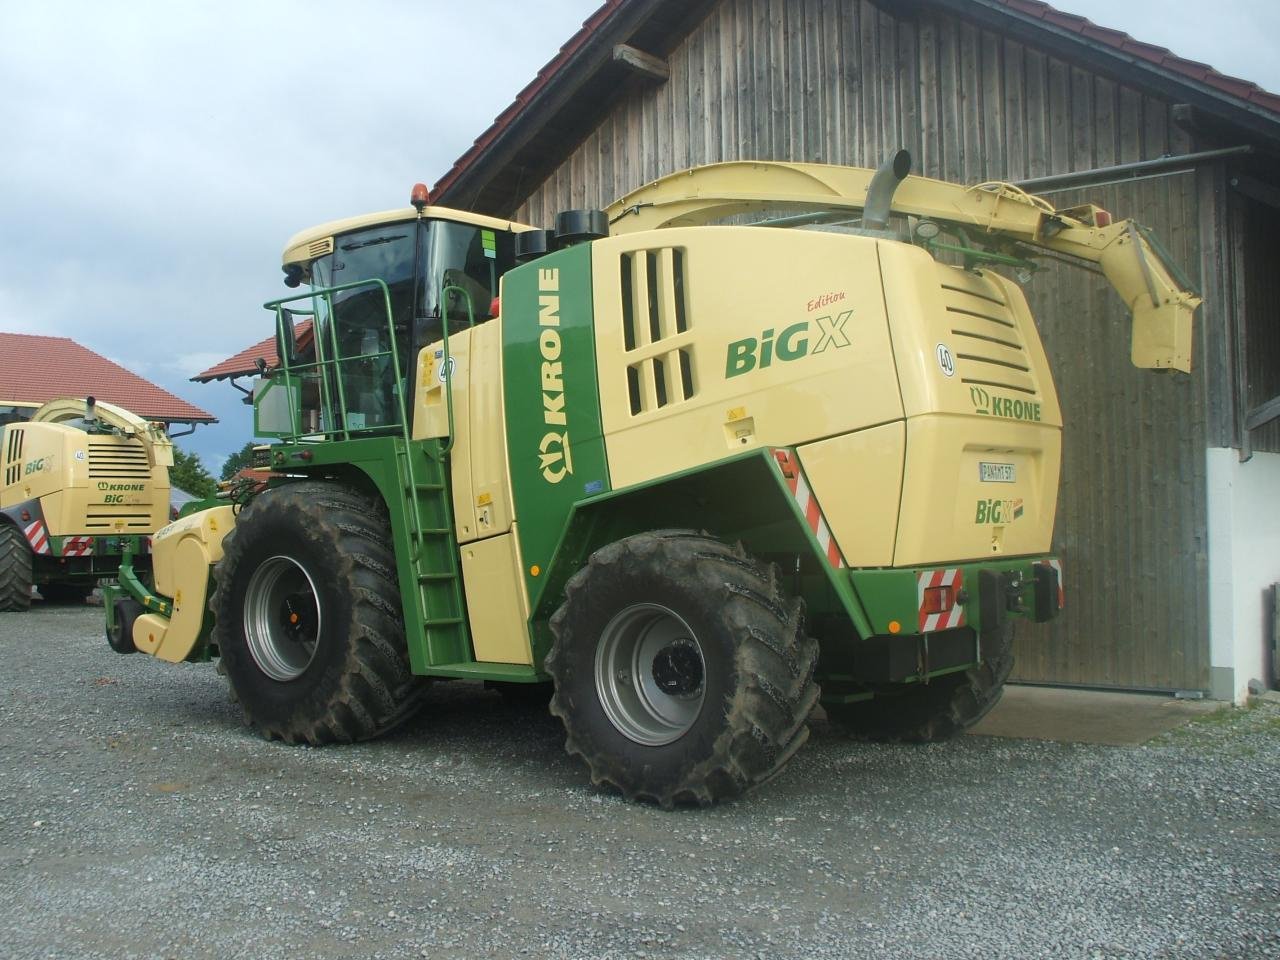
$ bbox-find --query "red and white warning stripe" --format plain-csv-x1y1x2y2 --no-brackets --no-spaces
60,536,94,557
917,568,966,632
24,519,51,556
1043,558,1065,609
772,449,845,569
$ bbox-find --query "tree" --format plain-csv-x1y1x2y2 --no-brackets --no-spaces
170,447,217,499
220,441,259,481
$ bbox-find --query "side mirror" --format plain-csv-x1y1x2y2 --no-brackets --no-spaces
276,309,298,366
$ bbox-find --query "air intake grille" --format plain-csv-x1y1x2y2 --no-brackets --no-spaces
942,278,1037,396
3,427,23,486
88,440,153,479
83,505,155,531
308,237,334,259
619,247,696,416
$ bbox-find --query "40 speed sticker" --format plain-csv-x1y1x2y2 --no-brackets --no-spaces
936,343,956,377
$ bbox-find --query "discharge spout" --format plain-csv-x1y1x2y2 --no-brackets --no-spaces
863,150,912,230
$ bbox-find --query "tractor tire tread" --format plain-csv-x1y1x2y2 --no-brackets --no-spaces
547,530,819,808
0,524,33,612
211,481,426,746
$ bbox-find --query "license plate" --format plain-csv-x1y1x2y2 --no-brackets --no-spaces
979,461,1016,483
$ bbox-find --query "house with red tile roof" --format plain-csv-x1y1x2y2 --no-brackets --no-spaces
191,321,313,385
0,332,215,425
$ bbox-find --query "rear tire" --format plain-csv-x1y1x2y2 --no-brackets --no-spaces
547,531,819,808
0,524,33,612
211,481,425,745
39,582,94,605
825,621,1015,741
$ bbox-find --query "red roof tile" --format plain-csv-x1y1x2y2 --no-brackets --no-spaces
0,332,215,423
434,0,1280,202
192,321,313,382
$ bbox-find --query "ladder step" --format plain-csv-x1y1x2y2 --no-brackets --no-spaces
418,572,458,582
413,482,445,492
425,617,465,627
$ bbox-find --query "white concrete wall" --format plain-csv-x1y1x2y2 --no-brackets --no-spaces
1206,447,1280,703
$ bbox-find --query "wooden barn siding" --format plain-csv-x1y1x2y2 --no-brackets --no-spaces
513,0,1209,689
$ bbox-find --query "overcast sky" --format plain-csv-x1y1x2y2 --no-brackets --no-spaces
2,0,1276,471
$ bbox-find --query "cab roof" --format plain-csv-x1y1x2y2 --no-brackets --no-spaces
282,205,535,266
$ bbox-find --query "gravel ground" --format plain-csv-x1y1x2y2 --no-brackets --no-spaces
1,602,1278,960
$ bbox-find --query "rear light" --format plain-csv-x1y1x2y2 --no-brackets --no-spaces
489,296,501,317
1095,210,1112,227
922,584,957,615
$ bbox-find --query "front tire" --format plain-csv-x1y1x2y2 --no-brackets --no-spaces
0,524,33,612
546,531,819,808
825,621,1015,741
211,481,425,745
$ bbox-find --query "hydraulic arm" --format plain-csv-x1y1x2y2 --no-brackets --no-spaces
605,156,1201,372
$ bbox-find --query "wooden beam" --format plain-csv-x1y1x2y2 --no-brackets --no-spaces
613,43,669,82
1231,174,1280,213
1245,393,1280,431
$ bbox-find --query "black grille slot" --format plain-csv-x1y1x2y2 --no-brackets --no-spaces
3,427,22,486
678,349,695,400
646,252,661,343
672,248,688,333
620,252,637,351
627,366,642,415
652,356,668,408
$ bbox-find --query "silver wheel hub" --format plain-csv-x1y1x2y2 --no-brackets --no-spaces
242,556,321,682
594,603,706,746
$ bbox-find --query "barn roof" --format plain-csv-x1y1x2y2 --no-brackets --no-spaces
432,0,1280,216
0,332,216,424
192,321,314,383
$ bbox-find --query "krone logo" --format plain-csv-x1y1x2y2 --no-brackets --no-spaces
535,267,574,484
539,432,574,484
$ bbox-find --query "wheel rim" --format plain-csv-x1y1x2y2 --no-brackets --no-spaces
242,556,322,682
594,603,706,746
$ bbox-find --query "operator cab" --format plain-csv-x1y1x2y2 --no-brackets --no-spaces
265,197,527,438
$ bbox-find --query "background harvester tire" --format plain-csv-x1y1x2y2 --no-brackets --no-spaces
0,524,33,612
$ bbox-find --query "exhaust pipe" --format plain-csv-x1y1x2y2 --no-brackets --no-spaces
863,150,912,230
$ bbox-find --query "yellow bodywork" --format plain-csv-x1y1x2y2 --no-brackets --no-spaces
413,318,532,664
133,505,235,663
0,398,172,536
590,226,1062,566
606,160,1200,372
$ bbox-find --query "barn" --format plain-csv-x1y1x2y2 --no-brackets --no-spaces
432,0,1280,700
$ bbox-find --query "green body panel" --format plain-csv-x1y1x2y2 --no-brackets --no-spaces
500,244,611,613
850,556,1054,637
524,449,877,669
35,534,151,586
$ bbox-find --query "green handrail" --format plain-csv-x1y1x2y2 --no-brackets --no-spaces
433,284,477,458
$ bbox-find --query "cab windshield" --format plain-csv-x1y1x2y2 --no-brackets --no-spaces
283,218,513,435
